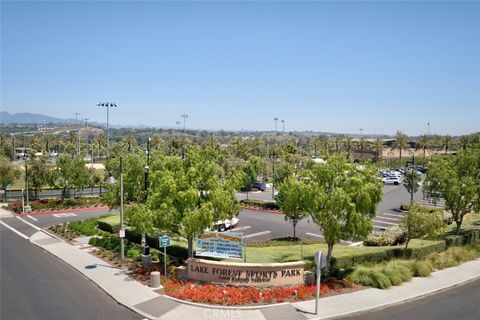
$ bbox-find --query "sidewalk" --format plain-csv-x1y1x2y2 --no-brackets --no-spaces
30,230,480,320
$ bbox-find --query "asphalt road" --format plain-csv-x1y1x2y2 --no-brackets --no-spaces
340,278,480,320
0,224,141,320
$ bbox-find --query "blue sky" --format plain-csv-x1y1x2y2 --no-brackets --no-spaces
1,1,479,136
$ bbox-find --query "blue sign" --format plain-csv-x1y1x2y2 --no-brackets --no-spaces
159,235,171,247
196,232,243,260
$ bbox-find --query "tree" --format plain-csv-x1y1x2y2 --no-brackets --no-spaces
372,138,384,162
241,156,262,193
273,162,294,186
148,147,240,258
344,137,354,160
393,131,408,161
424,149,480,234
356,138,369,159
0,155,21,192
150,134,163,151
403,169,421,204
417,135,430,164
442,136,453,154
125,203,156,247
400,204,444,250
122,135,137,152
303,156,383,269
54,156,90,201
276,176,308,239
29,156,54,199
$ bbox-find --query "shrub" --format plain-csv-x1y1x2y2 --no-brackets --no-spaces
348,267,392,289
364,226,406,246
379,265,403,286
240,199,280,211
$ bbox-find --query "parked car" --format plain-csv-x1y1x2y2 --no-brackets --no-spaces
213,217,240,232
382,176,402,185
252,182,267,191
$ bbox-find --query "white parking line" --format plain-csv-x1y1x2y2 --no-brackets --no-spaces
305,232,324,238
53,213,77,218
383,212,404,218
0,220,29,239
16,216,41,230
26,215,38,221
372,219,398,226
232,226,251,232
375,216,401,222
244,231,271,239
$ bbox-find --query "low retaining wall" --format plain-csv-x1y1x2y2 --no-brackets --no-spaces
187,258,304,287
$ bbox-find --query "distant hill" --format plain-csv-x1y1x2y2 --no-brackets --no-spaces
0,111,77,124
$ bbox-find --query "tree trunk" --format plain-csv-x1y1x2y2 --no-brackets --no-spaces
188,235,194,258
293,220,297,240
141,232,146,248
326,242,334,271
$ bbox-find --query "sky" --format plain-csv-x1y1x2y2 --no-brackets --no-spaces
1,0,479,136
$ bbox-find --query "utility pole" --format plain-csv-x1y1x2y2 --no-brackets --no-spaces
74,113,80,125
269,149,278,200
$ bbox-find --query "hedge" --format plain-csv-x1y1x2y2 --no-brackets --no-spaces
445,230,480,247
124,229,188,261
240,199,280,210
333,240,446,268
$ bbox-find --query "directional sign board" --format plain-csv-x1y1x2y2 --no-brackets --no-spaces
314,251,327,269
159,235,171,247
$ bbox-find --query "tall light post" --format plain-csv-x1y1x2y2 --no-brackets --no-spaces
144,137,151,198
97,102,117,156
84,118,89,127
427,122,430,136
274,117,278,135
281,120,285,135
106,161,124,268
181,114,189,133
74,113,81,125
175,121,181,131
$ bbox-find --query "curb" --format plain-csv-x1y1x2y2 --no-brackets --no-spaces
161,294,291,310
28,232,157,320
18,206,110,216
314,271,480,320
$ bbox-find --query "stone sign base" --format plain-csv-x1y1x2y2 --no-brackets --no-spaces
187,258,305,287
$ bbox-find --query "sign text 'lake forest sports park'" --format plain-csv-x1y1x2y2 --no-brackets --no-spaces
187,259,305,287
196,232,243,260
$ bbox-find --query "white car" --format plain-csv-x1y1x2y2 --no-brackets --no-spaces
382,176,402,185
213,217,240,232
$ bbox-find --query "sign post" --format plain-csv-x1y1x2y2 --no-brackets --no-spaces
159,235,171,277
314,251,327,315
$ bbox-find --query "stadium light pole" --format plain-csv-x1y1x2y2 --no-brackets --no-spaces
97,102,117,156
106,162,124,268
181,114,189,133
274,117,278,135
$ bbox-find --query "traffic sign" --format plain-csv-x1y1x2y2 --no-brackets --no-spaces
119,228,125,238
314,251,327,268
159,235,171,247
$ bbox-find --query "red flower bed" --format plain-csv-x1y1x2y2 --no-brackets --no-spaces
163,279,332,305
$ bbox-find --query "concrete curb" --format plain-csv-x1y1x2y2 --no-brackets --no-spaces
28,232,158,320
241,206,283,214
18,206,110,216
312,273,480,320
161,294,291,310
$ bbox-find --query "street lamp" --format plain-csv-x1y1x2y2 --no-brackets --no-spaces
181,114,189,133
281,120,285,135
97,102,117,156
106,163,125,268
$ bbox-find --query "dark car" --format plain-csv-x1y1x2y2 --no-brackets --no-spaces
252,182,267,191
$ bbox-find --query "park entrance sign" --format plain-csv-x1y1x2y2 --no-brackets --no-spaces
196,232,243,260
187,259,305,287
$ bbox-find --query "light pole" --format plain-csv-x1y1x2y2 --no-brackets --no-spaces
281,120,285,135
74,113,80,125
84,118,89,127
274,117,278,135
181,114,189,133
144,137,151,198
175,121,181,131
97,102,117,156
106,162,124,268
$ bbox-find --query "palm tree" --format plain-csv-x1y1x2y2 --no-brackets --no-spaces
458,136,469,151
442,136,453,154
417,135,430,164
122,135,137,152
42,134,56,153
150,134,163,151
356,138,369,159
334,136,343,154
94,133,107,158
320,137,331,157
393,131,408,161
372,138,384,162
344,137,354,160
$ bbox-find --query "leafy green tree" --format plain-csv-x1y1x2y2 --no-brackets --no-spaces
303,156,383,269
372,138,384,162
241,156,262,192
417,135,430,164
276,176,308,239
148,147,240,257
424,149,480,234
273,163,294,186
400,204,444,250
29,156,55,199
125,203,156,247
0,154,21,191
403,169,421,204
54,156,90,201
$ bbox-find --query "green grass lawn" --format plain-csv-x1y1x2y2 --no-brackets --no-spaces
443,213,480,234
242,239,440,264
97,214,120,226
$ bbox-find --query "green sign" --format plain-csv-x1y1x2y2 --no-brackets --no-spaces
159,235,171,247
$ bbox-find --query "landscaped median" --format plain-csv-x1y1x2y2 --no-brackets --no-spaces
46,212,480,307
